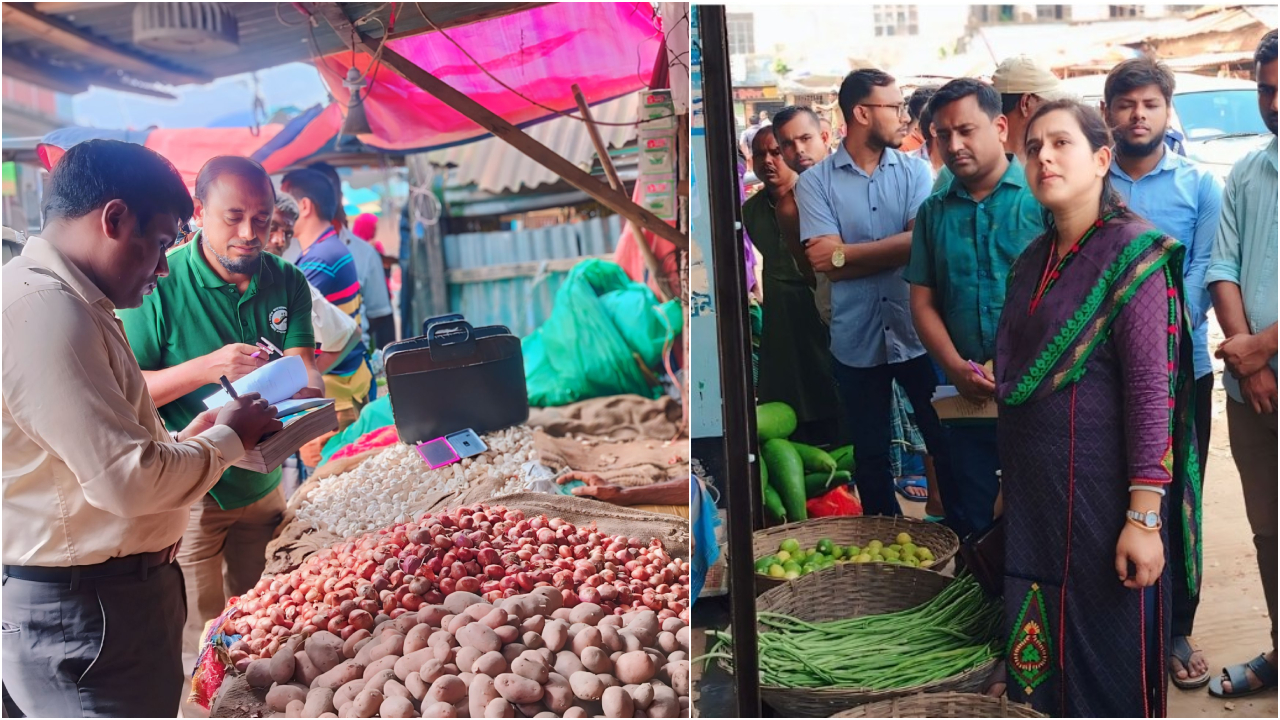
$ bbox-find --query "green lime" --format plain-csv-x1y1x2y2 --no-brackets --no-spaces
902,543,918,558
817,538,835,556
831,545,845,559
754,556,775,572
776,550,791,563
896,532,913,546
888,544,902,553
919,547,934,560
854,553,872,563
768,564,786,578
784,570,800,580
905,557,920,567
847,545,861,557
867,540,883,551
780,538,801,554
783,560,802,574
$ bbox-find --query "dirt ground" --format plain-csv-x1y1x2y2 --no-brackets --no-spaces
694,342,1277,717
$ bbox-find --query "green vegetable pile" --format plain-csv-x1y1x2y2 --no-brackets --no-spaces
757,402,855,524
755,533,936,580
702,574,1000,690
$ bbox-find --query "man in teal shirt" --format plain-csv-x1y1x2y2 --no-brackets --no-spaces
119,156,324,653
905,78,1044,539
1206,29,1278,700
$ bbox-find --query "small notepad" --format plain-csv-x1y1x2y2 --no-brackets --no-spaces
204,355,308,409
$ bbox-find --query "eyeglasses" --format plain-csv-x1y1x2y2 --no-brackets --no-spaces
860,103,910,117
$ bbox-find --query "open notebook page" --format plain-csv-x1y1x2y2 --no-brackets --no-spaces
203,355,308,409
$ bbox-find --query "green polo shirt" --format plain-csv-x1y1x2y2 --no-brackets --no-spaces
905,155,1045,363
119,235,316,510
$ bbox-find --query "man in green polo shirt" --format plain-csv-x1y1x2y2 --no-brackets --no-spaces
905,78,1045,540
119,156,324,653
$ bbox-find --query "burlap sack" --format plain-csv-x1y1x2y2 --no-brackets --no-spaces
528,394,682,440
534,429,687,488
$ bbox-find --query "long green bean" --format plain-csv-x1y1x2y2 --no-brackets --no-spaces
697,574,1001,691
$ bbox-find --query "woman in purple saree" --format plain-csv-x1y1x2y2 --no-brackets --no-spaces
994,101,1202,717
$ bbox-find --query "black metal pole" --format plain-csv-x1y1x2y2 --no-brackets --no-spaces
698,6,762,717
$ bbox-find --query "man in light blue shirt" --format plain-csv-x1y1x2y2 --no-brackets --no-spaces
1206,30,1278,700
1102,57,1224,688
797,68,951,519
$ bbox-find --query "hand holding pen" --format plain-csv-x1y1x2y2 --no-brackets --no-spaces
953,358,997,404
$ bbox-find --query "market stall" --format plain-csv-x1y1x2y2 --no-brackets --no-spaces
3,3,691,718
688,7,1003,718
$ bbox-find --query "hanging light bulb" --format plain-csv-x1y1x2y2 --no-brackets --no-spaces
339,66,373,141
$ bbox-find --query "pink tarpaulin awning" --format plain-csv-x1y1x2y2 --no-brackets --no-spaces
316,2,661,151
38,125,286,192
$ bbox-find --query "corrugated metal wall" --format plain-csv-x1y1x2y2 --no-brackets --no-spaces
443,215,623,337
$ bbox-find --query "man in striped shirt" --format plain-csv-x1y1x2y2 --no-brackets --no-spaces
281,168,371,427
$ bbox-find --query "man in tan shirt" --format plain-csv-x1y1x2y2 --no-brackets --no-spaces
1,140,280,717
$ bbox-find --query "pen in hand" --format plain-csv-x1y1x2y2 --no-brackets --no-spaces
219,375,238,400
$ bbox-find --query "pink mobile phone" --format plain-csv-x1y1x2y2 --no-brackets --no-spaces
416,437,461,469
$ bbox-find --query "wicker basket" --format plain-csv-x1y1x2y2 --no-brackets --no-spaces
753,515,959,593
717,564,996,717
832,692,1046,718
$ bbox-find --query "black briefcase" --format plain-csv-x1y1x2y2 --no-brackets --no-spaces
383,314,529,444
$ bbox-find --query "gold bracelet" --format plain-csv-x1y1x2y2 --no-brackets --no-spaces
1126,517,1162,532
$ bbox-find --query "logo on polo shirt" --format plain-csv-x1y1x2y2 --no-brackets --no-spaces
270,306,289,333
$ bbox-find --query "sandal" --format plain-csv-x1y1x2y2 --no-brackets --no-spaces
1169,635,1210,689
1208,653,1278,699
924,514,947,523
894,476,928,503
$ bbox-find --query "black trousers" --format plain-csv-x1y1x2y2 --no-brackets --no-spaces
2,561,186,717
831,354,953,518
1171,373,1214,638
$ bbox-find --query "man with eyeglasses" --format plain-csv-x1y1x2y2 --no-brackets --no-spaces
796,68,954,519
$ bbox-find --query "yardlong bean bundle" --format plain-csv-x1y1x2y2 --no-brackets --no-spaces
704,574,1001,690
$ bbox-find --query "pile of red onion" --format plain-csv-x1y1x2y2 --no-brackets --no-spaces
224,504,690,663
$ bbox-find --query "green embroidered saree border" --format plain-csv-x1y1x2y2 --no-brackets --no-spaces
1006,230,1166,406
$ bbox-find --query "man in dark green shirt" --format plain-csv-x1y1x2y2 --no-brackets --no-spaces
119,156,324,653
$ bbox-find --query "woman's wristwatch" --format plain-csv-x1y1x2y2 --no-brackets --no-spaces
1126,509,1162,531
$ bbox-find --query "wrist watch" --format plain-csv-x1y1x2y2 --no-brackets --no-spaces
831,247,846,268
1126,509,1161,530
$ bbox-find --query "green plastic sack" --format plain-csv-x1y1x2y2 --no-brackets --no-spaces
523,259,683,407
319,394,395,466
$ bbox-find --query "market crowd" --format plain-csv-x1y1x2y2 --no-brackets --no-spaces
1,148,396,716
741,31,1277,718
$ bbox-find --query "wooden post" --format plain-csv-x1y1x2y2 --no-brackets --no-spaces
313,3,688,253
570,83,673,303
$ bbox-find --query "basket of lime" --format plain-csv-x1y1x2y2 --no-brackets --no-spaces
751,515,958,593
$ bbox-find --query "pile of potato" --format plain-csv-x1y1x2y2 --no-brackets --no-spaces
248,587,689,718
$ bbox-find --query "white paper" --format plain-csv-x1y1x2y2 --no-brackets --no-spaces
204,355,307,409
275,397,335,419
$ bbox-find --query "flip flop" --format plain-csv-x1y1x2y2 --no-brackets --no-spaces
1208,653,1278,699
894,476,928,503
924,514,947,523
1169,635,1210,689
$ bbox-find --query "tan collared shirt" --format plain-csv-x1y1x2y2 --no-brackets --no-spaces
2,237,245,567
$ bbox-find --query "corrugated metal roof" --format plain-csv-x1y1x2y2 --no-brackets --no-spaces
443,214,623,337
424,93,640,194
1118,4,1275,44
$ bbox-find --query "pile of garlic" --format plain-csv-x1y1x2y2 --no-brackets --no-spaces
294,425,538,537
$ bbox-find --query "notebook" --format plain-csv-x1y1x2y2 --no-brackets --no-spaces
203,355,309,409
931,385,998,421
232,401,338,474
204,355,339,472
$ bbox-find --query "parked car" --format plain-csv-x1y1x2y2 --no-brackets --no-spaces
1057,72,1271,181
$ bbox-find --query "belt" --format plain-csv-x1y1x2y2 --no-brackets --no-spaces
3,540,181,589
